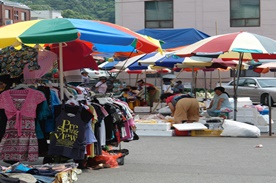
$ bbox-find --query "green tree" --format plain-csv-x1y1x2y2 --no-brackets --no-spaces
14,0,115,22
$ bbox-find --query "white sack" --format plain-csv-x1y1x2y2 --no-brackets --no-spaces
221,120,260,137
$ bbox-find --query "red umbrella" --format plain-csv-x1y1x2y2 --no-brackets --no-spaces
48,40,98,71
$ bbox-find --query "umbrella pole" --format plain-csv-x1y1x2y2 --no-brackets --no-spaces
191,67,194,96
209,71,212,91
194,70,198,97
234,52,244,121
144,72,147,106
135,74,139,85
59,43,64,101
204,71,207,100
218,69,221,86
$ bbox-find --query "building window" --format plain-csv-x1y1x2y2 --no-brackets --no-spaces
21,12,26,21
5,10,10,19
230,0,260,27
14,11,19,20
145,0,173,28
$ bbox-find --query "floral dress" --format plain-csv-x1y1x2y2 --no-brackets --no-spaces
0,88,46,162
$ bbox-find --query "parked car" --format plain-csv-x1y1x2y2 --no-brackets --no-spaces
223,77,276,105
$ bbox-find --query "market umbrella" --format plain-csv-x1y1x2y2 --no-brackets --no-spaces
254,62,276,75
115,54,146,70
48,40,98,71
0,18,160,99
174,31,276,120
136,52,174,66
0,18,160,53
98,61,120,70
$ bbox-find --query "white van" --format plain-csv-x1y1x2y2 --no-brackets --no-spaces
64,68,110,83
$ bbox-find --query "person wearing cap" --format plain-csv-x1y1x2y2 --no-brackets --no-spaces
81,71,90,85
95,77,107,94
173,80,184,94
207,86,232,117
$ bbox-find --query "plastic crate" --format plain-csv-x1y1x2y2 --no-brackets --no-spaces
191,129,223,137
174,129,191,136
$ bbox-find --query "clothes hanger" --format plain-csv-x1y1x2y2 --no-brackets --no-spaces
13,83,29,90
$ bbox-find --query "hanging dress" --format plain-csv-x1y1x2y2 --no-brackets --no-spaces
0,88,46,162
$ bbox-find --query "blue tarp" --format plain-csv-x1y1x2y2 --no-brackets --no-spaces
136,28,210,49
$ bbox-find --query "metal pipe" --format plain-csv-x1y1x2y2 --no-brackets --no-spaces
269,93,272,136
234,52,244,121
59,43,64,100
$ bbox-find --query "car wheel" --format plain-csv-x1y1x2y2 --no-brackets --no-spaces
260,94,274,106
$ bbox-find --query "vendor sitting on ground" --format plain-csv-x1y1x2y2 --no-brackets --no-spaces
160,92,200,124
207,86,233,117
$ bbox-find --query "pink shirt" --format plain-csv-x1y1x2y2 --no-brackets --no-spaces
0,88,46,136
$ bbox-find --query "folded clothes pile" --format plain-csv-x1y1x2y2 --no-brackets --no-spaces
0,162,81,183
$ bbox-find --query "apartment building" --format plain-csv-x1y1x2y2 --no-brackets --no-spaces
0,0,30,26
116,0,276,39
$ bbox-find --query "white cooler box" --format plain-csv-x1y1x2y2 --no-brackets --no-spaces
134,106,151,113
136,122,171,131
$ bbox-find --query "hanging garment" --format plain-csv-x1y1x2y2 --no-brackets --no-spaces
0,45,40,78
0,88,46,162
0,109,7,142
49,104,88,160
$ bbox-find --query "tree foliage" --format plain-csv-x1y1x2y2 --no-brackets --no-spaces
16,0,115,22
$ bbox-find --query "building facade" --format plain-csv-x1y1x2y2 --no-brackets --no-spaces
115,0,275,39
0,0,30,26
31,10,62,20
115,0,275,87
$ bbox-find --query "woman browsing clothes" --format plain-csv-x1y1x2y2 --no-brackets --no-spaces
207,86,233,117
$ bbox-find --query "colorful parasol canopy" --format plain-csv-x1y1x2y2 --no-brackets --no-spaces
175,31,276,60
0,18,160,53
98,61,120,70
48,40,98,71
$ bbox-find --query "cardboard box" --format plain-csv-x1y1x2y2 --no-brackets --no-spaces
191,129,223,137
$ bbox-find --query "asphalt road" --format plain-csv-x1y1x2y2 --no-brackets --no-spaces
77,136,276,183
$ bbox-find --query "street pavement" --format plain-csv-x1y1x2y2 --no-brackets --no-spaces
78,135,276,183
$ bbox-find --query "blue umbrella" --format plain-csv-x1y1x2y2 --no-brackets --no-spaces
98,61,120,70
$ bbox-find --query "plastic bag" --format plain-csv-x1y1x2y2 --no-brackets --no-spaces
220,120,260,137
92,151,123,168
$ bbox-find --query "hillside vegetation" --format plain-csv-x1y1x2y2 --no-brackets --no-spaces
17,0,115,22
